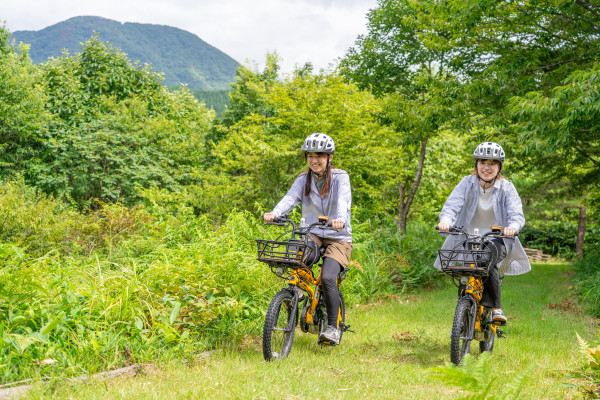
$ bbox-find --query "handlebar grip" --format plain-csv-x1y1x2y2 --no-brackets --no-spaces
265,221,286,226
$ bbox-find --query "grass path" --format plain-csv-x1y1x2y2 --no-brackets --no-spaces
33,263,598,399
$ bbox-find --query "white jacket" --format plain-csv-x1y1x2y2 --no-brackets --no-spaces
271,168,352,242
434,175,531,276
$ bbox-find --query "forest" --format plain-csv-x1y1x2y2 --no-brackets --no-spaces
0,0,598,393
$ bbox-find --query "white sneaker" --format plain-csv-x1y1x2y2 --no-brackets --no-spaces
491,309,507,325
319,325,341,345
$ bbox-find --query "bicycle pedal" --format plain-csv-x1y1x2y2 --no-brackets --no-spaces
319,340,337,347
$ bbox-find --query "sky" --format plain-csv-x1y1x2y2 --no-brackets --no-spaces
1,0,378,75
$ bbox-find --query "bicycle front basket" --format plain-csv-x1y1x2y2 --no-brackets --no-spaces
256,239,307,267
438,249,493,276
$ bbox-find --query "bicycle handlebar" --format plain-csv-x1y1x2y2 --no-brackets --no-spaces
435,225,517,240
266,215,339,232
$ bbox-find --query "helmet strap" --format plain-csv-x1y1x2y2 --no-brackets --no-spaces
478,175,497,193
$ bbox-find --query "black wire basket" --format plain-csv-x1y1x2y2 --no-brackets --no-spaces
256,239,307,268
438,248,494,276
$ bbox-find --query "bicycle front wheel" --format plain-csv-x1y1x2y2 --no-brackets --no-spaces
450,296,473,365
262,290,297,361
337,292,346,343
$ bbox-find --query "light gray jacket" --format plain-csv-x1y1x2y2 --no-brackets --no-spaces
434,175,531,276
271,168,352,242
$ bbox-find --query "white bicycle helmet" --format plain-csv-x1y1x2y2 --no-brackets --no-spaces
473,142,505,163
301,133,335,154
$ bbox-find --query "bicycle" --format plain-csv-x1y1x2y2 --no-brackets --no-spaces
256,215,351,361
437,225,515,365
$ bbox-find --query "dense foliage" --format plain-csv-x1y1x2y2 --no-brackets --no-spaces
3,34,214,207
574,243,600,317
0,178,439,383
190,89,230,117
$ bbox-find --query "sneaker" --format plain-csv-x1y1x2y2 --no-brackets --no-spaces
319,325,341,345
491,309,507,325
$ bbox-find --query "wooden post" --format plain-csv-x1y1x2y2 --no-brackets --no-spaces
576,205,586,258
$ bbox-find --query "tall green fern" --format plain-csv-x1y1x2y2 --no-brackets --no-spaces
428,352,534,400
566,332,600,398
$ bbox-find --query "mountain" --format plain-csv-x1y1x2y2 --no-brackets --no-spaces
11,16,239,91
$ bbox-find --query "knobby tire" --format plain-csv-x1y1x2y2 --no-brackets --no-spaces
450,296,473,365
262,290,297,361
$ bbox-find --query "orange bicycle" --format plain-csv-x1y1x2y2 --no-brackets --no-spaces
437,225,515,364
256,215,350,361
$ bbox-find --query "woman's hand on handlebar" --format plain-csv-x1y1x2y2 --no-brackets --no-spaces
263,212,276,223
438,222,450,232
503,227,517,237
332,219,345,230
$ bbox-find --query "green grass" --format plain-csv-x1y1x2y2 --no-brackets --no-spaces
26,262,598,399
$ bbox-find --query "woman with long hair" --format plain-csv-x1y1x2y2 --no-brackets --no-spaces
264,133,352,345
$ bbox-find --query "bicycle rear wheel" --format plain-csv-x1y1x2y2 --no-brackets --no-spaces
479,327,495,353
262,289,297,361
318,292,346,345
450,296,473,365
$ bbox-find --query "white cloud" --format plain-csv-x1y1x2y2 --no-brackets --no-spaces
0,0,377,74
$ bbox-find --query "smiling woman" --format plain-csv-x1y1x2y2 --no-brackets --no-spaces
264,132,352,345
435,141,531,324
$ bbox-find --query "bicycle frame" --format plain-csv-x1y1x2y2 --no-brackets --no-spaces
438,225,514,364
287,263,345,330
462,275,498,341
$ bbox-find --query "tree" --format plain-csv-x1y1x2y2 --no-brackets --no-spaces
509,65,600,191
341,0,468,232
509,65,600,253
33,35,213,206
198,65,394,218
0,26,49,179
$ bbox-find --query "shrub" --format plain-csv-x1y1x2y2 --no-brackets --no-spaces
344,220,444,303
0,178,444,383
574,243,600,317
519,222,600,260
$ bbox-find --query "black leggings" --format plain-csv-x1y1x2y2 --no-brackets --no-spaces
480,238,506,309
321,257,342,327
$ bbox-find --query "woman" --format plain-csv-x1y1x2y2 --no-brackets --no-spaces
435,142,531,324
264,133,352,345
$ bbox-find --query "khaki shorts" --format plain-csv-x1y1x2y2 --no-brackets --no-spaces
310,235,353,268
